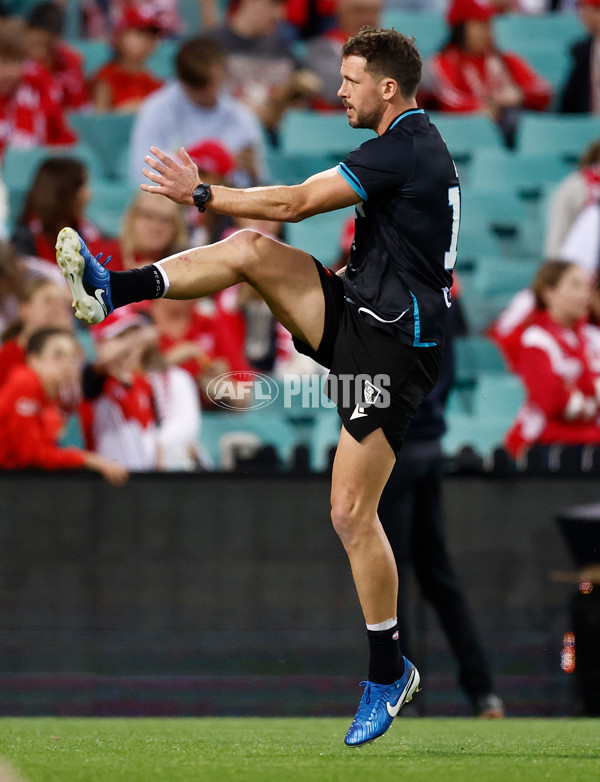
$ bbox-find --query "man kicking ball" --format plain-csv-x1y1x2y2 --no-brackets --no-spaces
56,27,459,745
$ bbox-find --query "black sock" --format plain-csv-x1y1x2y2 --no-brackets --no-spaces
109,266,165,309
367,623,405,684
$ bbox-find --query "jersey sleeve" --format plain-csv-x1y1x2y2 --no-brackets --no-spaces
337,136,415,201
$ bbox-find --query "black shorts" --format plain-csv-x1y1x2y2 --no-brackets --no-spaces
293,258,443,453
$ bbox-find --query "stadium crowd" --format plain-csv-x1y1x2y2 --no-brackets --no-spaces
0,0,599,478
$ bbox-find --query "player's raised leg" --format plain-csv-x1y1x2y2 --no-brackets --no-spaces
331,426,421,745
56,227,326,351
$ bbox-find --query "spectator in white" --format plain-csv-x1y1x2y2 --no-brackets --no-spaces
207,0,321,133
304,0,382,111
128,36,264,187
558,200,600,275
544,138,600,258
81,306,158,471
141,330,203,471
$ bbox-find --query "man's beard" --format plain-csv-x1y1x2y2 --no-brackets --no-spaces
348,103,384,130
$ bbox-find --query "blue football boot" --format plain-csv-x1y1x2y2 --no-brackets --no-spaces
344,657,421,747
56,227,113,324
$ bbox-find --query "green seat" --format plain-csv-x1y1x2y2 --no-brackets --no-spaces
279,110,374,156
470,149,573,196
3,143,105,191
87,181,137,238
265,150,339,186
70,39,112,77
178,0,204,34
520,46,571,90
517,113,600,161
380,11,446,59
471,255,537,297
442,413,509,457
286,207,354,267
147,39,179,81
454,335,506,384
494,12,581,55
310,408,341,472
68,112,136,180
428,113,504,160
473,373,524,421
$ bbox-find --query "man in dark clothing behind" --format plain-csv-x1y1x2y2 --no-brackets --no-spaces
378,303,505,718
559,0,600,114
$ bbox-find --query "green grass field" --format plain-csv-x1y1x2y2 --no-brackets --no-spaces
0,718,599,782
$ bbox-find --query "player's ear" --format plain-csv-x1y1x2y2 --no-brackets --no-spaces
381,78,398,101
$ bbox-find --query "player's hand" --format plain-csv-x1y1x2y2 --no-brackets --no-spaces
83,452,129,486
141,146,201,205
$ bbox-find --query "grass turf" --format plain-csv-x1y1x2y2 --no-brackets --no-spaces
0,718,599,782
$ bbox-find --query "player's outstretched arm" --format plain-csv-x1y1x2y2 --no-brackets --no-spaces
141,146,360,222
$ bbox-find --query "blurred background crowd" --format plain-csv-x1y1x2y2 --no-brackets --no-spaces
1,0,600,478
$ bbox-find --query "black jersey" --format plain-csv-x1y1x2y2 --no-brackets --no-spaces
336,108,460,348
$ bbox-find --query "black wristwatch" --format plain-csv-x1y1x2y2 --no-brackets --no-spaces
192,183,212,212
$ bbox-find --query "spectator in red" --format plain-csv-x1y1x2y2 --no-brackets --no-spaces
0,277,73,387
305,0,383,111
185,138,237,246
559,0,600,114
81,306,159,471
505,260,600,459
12,157,101,265
0,17,76,159
0,326,127,484
26,2,88,111
286,0,337,39
421,0,551,146
91,5,164,113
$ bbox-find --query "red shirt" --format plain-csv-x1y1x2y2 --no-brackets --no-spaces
0,61,76,158
505,311,600,457
93,61,163,110
426,46,552,113
0,365,85,470
0,340,25,387
49,42,88,110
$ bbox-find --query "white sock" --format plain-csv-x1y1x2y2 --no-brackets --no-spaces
366,617,397,632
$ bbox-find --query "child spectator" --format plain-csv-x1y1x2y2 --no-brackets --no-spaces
12,157,100,264
421,0,551,146
91,5,164,113
559,0,600,114
0,277,73,387
207,0,321,134
26,2,88,111
128,36,264,186
505,260,600,458
81,306,158,471
0,17,76,159
0,326,127,484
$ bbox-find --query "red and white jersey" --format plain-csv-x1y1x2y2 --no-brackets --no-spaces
506,311,600,457
0,62,76,158
425,46,552,113
49,43,88,110
80,373,157,471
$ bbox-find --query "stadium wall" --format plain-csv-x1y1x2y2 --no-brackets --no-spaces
0,472,596,717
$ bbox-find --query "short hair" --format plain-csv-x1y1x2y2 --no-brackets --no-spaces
27,2,64,34
532,260,574,310
175,36,225,89
342,27,422,99
0,18,27,61
26,327,73,356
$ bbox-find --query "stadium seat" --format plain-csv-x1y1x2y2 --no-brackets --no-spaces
494,12,582,56
2,143,105,191
380,11,446,59
279,110,374,156
177,0,204,34
286,207,354,267
428,113,504,160
310,408,341,472
147,39,179,81
520,46,571,91
470,149,573,197
472,373,524,421
68,112,136,180
70,39,112,77
471,255,537,297
87,181,138,237
516,114,600,161
454,335,507,384
265,150,339,185
443,413,508,457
